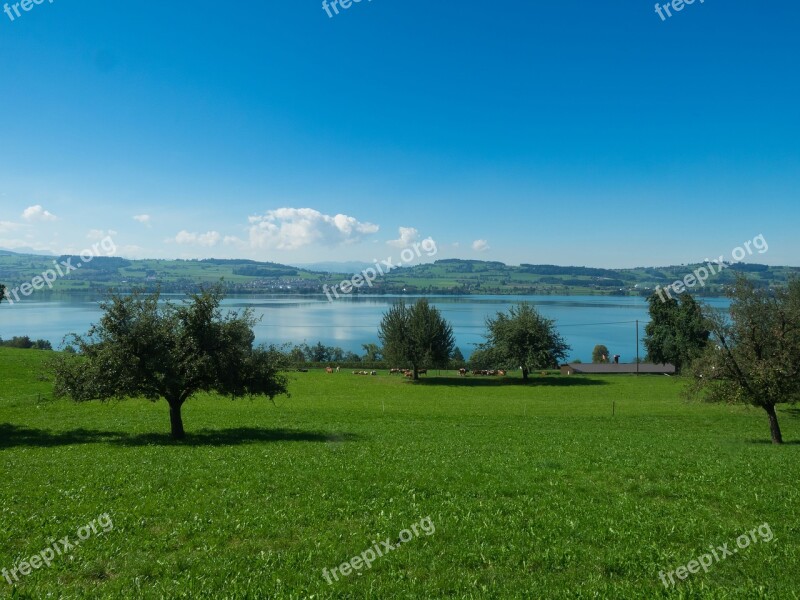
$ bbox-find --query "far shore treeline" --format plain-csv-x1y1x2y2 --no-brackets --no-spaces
1,252,798,297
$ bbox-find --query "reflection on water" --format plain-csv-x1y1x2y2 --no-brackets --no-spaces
0,294,731,362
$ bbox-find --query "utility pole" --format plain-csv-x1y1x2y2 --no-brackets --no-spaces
636,319,640,375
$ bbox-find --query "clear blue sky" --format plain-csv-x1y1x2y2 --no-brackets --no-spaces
1,0,798,267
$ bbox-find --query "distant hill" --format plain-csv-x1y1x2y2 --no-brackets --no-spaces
0,247,55,256
291,261,374,274
0,254,797,298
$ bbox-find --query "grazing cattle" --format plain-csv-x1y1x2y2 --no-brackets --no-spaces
459,368,467,376
390,368,403,375
371,371,377,376
325,367,334,374
418,369,427,376
404,370,413,378
497,369,506,376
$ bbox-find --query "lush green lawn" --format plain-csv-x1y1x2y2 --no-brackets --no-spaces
1,348,798,599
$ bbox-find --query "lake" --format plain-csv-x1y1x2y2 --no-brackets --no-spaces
0,294,730,362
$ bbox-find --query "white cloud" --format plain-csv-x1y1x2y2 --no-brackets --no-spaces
0,238,57,253
173,230,222,247
223,235,246,248
133,214,151,225
472,239,490,252
387,226,420,248
0,221,21,234
21,205,58,222
87,229,117,241
248,208,379,250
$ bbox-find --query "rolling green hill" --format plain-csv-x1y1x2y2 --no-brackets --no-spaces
1,252,798,298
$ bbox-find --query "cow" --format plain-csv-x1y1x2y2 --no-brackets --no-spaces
497,369,506,376
325,367,333,374
458,368,467,376
418,369,427,376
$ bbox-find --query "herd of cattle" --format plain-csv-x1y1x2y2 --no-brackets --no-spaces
462,369,507,376
321,366,507,378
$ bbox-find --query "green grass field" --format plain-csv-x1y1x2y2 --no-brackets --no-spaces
1,347,798,599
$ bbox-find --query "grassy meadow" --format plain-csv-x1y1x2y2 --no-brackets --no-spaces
1,347,798,598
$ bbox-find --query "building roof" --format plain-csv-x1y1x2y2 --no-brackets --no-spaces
562,363,676,374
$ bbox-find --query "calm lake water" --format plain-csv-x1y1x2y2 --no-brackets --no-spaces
0,294,730,362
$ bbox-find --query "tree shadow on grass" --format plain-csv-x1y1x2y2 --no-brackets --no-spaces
783,408,800,419
0,424,360,449
412,376,608,388
744,438,800,446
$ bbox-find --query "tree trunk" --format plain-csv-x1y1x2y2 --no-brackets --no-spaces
522,367,529,381
764,404,783,445
168,399,186,440
413,366,419,381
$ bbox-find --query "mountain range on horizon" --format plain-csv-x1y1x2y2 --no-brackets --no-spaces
0,248,791,274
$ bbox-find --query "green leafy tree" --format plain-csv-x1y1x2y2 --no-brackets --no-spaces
361,343,383,362
644,292,709,372
378,299,455,380
592,344,610,363
480,303,570,380
52,287,289,439
468,346,498,370
687,276,800,445
450,347,466,369
288,346,306,366
309,341,330,363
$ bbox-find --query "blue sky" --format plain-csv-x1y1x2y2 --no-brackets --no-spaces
1,0,798,267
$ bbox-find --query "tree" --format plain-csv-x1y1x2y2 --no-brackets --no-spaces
52,287,289,440
592,345,610,363
361,343,383,362
450,347,466,369
644,292,709,372
480,303,570,380
309,341,330,363
468,346,498,370
687,276,800,445
0,284,5,304
378,299,455,380
288,346,306,366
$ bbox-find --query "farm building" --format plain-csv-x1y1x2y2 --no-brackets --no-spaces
560,363,676,375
